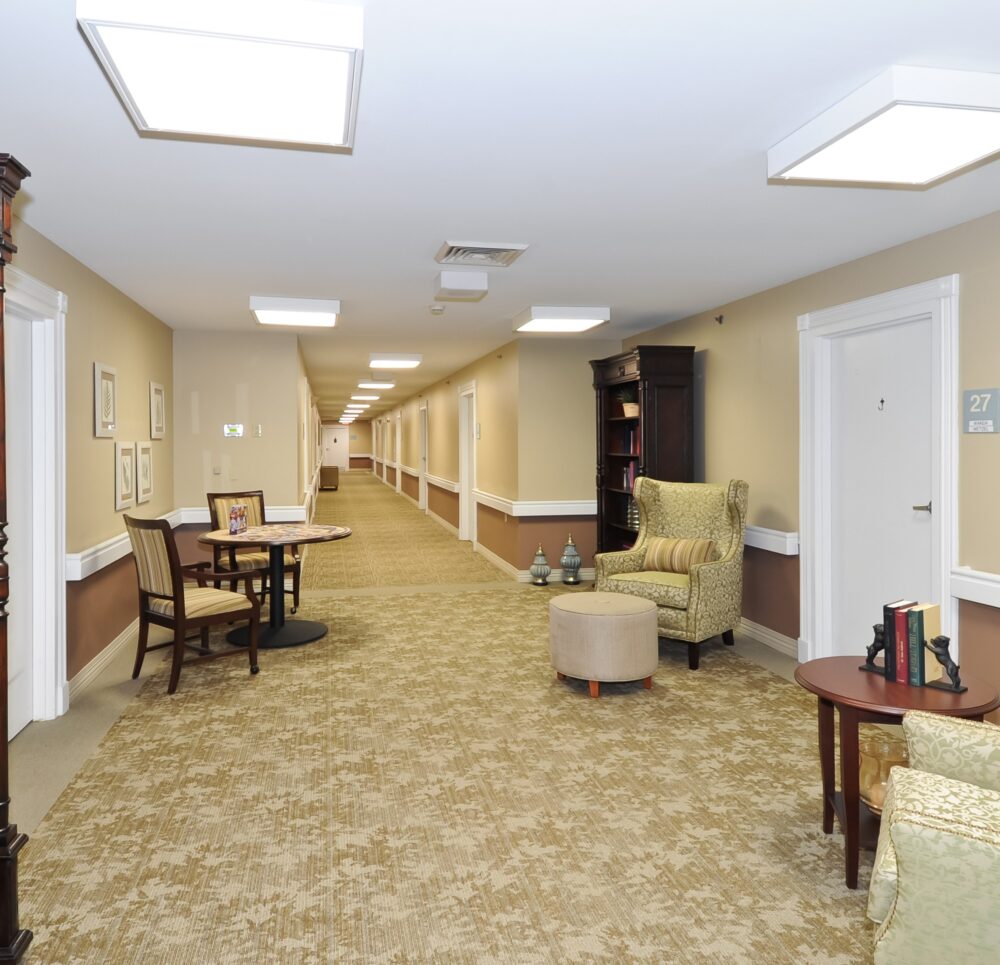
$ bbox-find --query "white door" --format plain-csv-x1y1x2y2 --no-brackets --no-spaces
830,318,935,654
5,312,33,738
799,276,956,662
321,425,349,469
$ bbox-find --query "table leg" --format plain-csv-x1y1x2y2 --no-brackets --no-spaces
268,543,285,630
817,697,835,834
839,704,861,889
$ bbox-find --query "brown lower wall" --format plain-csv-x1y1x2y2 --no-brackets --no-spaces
742,546,800,640
349,456,373,469
474,504,598,572
66,556,137,680
386,466,397,487
428,483,459,528
400,468,419,501
957,600,1000,724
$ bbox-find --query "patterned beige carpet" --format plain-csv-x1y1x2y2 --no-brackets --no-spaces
303,473,507,589
21,586,873,963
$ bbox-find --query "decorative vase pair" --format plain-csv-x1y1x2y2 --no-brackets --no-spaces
530,536,582,586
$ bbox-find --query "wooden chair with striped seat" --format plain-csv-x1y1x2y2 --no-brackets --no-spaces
206,490,302,614
124,515,261,694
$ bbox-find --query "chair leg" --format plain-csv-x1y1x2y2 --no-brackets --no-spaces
200,626,211,652
688,644,700,670
132,618,150,679
722,629,735,647
291,563,300,615
168,625,185,694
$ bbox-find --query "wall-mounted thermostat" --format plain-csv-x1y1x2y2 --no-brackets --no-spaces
964,389,999,433
223,423,244,438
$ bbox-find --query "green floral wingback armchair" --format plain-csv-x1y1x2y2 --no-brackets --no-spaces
594,478,749,669
866,711,1000,965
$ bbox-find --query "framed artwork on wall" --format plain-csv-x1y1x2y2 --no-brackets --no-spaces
137,442,153,503
115,441,135,510
94,362,117,438
149,381,165,439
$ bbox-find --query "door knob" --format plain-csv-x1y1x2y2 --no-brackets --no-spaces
912,501,932,514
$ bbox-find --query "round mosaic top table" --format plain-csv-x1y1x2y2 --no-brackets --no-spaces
199,523,351,648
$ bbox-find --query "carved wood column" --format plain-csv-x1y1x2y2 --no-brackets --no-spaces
0,153,32,962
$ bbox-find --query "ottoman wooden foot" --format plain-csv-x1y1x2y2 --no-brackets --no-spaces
556,671,566,680
643,675,652,689
589,680,600,698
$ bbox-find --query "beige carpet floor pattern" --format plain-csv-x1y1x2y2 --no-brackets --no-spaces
303,474,508,589
21,583,871,964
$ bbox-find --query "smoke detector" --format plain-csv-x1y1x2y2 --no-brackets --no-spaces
435,241,528,268
435,270,488,302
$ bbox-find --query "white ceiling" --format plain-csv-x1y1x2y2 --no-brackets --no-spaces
7,1,1000,420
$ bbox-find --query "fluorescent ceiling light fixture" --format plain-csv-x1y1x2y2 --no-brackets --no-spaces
768,65,1000,186
249,295,340,328
514,306,610,333
351,394,379,401
77,0,363,150
369,353,422,369
346,403,369,410
358,380,395,390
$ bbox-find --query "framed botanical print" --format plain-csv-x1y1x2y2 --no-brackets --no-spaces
137,442,153,503
115,442,135,510
149,381,165,439
94,362,117,438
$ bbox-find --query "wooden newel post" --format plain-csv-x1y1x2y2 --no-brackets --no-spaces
0,154,32,962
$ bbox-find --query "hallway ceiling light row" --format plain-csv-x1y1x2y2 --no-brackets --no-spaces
249,295,340,328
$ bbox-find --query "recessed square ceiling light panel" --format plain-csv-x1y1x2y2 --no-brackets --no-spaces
77,0,363,150
514,306,611,334
250,296,340,328
768,65,1000,186
434,270,489,302
435,241,528,268
358,380,395,390
369,354,422,369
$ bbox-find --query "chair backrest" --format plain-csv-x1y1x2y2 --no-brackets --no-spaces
634,478,749,559
124,514,181,599
207,490,266,531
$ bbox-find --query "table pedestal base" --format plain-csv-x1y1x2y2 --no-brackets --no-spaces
227,620,328,650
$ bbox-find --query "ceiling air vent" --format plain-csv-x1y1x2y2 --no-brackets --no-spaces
435,241,528,268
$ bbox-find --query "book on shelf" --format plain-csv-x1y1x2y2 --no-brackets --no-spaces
906,603,944,685
894,606,916,685
881,599,916,682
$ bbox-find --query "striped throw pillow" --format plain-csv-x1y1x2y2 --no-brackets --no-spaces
643,536,715,574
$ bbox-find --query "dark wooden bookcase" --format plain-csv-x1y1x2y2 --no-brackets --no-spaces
591,345,695,553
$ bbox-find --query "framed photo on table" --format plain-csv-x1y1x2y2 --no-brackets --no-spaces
149,381,165,439
94,362,117,438
115,441,135,510
137,442,153,503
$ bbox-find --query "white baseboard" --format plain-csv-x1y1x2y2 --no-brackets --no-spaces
69,618,138,701
739,617,798,660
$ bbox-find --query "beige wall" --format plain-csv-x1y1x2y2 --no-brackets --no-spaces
628,207,1000,567
12,217,174,552
173,331,303,507
517,337,618,500
348,420,372,454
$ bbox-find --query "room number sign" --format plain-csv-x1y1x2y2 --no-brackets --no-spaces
964,389,999,433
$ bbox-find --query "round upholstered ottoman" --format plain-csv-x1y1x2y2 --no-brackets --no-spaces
549,592,658,698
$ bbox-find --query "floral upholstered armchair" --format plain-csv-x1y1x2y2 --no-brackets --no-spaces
594,478,748,669
867,711,1000,965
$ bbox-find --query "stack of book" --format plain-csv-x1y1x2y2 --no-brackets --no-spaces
881,599,944,686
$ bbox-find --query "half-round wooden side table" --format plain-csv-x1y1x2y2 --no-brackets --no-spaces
794,655,1000,889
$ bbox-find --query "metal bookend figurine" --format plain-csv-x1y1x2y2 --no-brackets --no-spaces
859,623,887,675
924,635,968,693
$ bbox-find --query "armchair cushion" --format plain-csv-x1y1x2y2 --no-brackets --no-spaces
643,536,715,574
604,570,690,609
149,586,254,620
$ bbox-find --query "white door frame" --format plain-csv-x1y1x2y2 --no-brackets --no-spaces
418,402,428,511
6,266,68,720
799,275,958,663
458,380,477,541
395,411,402,493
